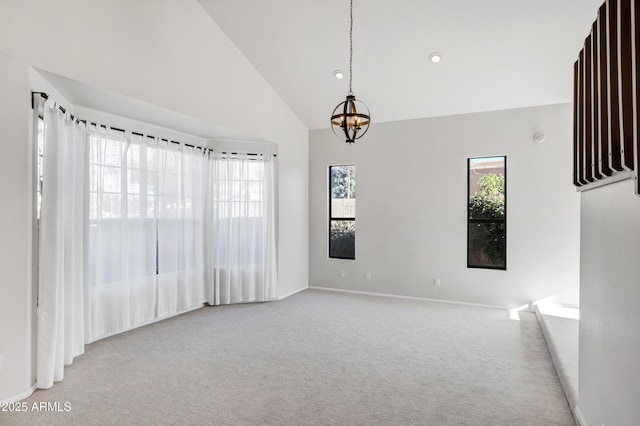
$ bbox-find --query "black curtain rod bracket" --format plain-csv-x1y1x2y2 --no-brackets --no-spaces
31,91,48,109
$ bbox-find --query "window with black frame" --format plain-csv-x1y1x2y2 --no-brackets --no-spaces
467,156,506,270
329,165,355,259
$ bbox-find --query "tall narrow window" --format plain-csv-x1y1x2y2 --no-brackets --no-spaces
329,165,355,259
467,156,506,270
34,116,44,307
36,117,44,219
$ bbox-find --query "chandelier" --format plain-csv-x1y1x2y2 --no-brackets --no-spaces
330,0,370,144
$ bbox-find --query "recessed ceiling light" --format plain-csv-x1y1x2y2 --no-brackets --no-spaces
333,69,345,79
428,52,442,63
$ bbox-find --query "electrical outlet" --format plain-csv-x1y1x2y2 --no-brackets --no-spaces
340,270,346,278
365,272,372,280
434,278,441,287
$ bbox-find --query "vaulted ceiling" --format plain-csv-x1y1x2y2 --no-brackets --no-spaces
198,0,602,130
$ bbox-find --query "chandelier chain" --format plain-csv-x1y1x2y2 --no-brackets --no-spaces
349,0,353,95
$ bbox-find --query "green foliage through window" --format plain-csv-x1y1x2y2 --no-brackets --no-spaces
469,174,505,220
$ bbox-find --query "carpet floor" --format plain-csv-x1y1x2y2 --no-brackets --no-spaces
2,289,574,425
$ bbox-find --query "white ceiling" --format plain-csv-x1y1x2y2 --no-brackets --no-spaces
198,0,602,130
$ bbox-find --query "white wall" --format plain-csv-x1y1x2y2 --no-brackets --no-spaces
0,53,33,404
309,103,580,308
577,179,640,426
0,0,308,402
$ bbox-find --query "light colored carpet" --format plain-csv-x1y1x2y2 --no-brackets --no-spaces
534,305,579,415
2,289,574,425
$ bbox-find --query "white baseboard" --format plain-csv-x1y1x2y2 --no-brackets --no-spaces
574,405,587,426
0,383,37,404
278,286,307,300
308,286,508,310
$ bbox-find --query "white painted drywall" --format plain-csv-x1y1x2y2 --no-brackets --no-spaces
577,179,640,425
309,104,580,308
0,53,33,404
0,0,308,402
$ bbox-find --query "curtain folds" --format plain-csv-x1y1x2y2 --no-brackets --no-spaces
37,101,89,389
36,97,278,390
206,153,278,305
88,135,209,340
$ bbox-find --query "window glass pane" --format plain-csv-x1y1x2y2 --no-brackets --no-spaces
102,166,121,193
147,196,155,218
37,156,44,185
247,162,262,180
101,193,121,219
127,194,141,218
248,202,262,217
127,169,141,194
160,172,178,195
89,165,98,192
161,151,177,173
330,165,356,218
231,201,241,217
184,174,193,192
231,180,242,201
127,144,141,169
329,165,356,259
468,157,505,221
37,119,44,155
147,146,157,169
467,156,506,270
248,181,261,202
468,222,506,269
147,171,156,195
89,135,99,164
329,220,355,259
37,118,44,219
104,139,123,166
90,193,98,220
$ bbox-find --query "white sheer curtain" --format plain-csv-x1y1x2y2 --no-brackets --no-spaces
155,140,206,317
37,100,89,389
206,153,277,305
36,97,278,388
88,134,207,340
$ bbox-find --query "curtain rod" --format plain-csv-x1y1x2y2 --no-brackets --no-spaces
31,91,276,158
